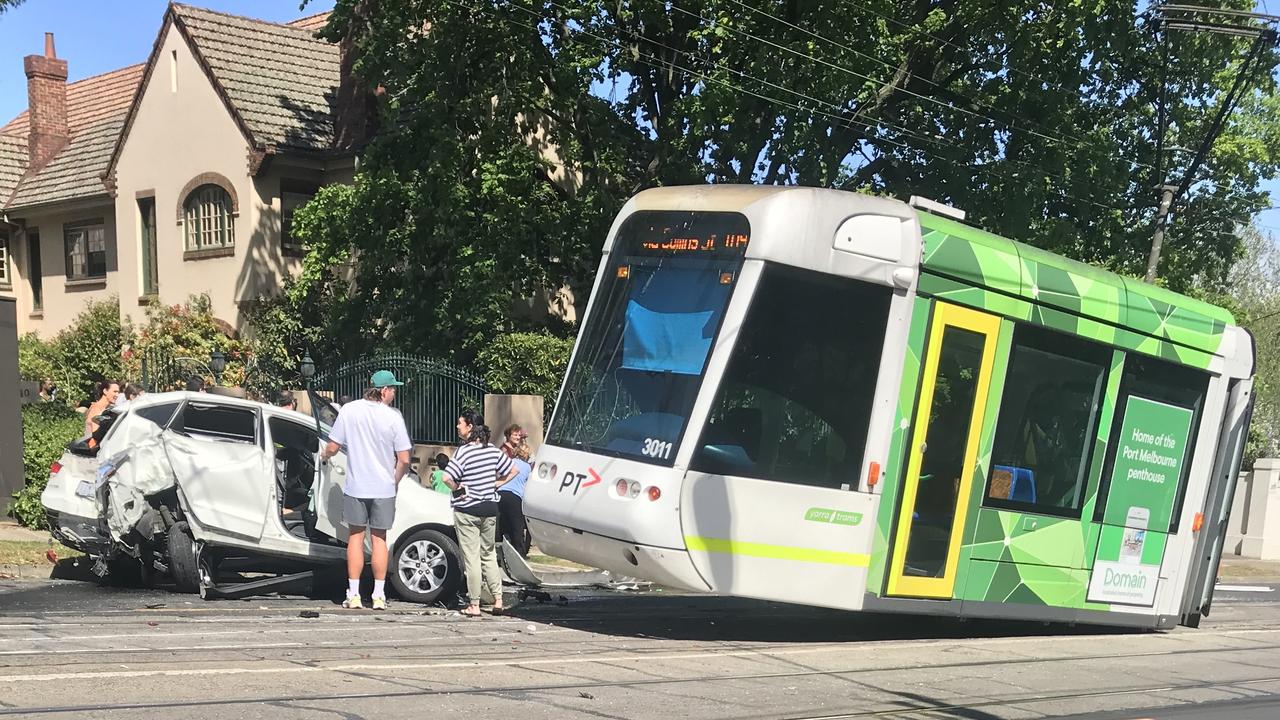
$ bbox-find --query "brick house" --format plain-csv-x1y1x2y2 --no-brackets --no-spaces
0,4,363,337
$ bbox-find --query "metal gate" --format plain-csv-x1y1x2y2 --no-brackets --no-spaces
313,354,488,444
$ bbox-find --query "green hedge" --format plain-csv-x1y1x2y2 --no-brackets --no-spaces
8,403,84,529
477,331,573,417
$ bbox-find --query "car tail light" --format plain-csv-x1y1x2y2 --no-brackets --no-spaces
49,461,62,476
647,486,661,501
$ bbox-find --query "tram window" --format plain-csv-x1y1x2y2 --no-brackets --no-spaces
690,264,891,488
984,326,1108,517
1094,354,1208,533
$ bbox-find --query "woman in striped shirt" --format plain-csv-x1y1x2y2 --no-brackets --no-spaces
443,411,517,616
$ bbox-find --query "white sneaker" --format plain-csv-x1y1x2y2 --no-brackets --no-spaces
371,596,387,611
343,595,364,609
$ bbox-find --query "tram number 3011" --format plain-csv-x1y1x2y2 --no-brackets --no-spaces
642,438,673,460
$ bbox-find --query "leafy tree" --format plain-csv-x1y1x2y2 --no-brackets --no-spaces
18,298,129,405
1222,225,1280,466
288,0,1280,366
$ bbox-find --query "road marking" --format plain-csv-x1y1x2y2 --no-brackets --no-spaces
1214,582,1274,592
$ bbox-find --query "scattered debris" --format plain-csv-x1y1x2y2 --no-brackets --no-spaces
578,691,595,700
145,603,166,609
298,610,320,619
146,621,159,627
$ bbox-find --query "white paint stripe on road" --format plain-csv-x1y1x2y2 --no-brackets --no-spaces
1214,584,1275,593
0,644,853,683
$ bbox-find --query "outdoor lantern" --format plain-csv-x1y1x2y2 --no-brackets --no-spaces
209,350,226,385
300,354,315,381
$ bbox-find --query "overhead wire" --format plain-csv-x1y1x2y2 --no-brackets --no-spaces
718,0,1105,159
447,0,1133,214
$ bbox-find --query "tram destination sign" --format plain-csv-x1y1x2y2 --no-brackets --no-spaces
1103,396,1194,533
618,210,752,259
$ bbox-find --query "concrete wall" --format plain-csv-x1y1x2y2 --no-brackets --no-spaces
113,21,259,333
4,201,120,337
1227,458,1280,561
0,297,23,502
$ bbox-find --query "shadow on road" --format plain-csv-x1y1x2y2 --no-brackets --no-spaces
509,590,1142,644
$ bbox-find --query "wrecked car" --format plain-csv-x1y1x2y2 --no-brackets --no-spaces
41,390,464,604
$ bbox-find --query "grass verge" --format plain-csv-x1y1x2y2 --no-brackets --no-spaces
0,540,82,566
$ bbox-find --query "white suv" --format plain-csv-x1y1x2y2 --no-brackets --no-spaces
41,391,463,604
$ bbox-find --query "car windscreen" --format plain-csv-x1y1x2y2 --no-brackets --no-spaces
547,210,750,466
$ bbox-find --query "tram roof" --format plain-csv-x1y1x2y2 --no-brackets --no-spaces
916,210,1234,359
616,185,1236,359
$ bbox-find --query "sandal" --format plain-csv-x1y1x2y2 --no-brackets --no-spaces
461,605,482,617
489,605,505,616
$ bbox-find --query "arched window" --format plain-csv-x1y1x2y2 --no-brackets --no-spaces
183,184,235,251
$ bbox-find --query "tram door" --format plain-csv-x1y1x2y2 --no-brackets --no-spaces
887,302,1000,599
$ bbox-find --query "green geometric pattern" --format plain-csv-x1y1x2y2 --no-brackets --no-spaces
967,511,1086,569
918,211,1231,364
964,560,1089,608
868,296,931,595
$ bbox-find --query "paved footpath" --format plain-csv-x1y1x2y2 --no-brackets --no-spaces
0,575,1277,719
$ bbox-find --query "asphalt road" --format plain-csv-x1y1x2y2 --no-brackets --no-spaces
0,573,1277,719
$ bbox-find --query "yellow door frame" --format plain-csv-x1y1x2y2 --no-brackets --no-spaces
886,301,1000,599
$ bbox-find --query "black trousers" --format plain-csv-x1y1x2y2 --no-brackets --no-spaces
498,491,530,557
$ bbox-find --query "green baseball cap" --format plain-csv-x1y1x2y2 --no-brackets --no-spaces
370,370,405,388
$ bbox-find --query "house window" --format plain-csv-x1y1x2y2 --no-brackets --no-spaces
64,221,107,280
0,230,10,286
183,184,235,252
280,180,318,257
27,231,42,311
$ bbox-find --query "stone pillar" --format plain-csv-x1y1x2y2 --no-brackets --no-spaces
483,394,545,453
1235,459,1280,560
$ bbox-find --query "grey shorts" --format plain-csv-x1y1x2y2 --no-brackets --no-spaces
343,495,396,530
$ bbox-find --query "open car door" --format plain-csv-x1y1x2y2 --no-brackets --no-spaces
308,388,349,542
164,400,273,541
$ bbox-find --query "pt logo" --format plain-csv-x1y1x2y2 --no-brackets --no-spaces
560,468,602,495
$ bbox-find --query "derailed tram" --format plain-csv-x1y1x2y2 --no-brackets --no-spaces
523,185,1254,630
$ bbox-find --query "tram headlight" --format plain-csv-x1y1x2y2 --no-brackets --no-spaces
615,479,641,498
537,462,556,480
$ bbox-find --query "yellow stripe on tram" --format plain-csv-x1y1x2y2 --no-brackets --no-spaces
684,536,871,567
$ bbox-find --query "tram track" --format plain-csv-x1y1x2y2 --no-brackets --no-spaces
776,677,1280,719
3,637,1280,715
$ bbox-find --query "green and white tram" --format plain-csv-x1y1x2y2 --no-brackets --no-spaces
523,185,1254,630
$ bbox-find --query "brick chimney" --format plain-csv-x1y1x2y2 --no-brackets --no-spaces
332,36,375,151
24,32,69,172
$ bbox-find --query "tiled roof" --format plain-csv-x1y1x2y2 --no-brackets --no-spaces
1,64,144,210
288,11,331,33
0,64,145,138
1,5,342,211
0,135,26,202
173,4,341,150
7,118,124,208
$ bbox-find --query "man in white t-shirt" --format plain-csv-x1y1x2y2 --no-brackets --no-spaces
321,370,412,610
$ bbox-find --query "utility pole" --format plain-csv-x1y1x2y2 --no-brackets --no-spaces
1145,184,1179,283
1146,4,1280,283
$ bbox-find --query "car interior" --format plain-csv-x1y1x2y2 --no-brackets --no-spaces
267,417,326,542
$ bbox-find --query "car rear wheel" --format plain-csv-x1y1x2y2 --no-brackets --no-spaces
390,529,462,605
167,522,200,593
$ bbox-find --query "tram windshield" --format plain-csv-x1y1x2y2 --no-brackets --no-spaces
548,210,751,466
